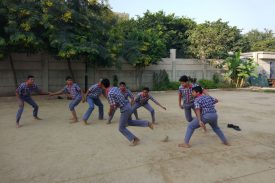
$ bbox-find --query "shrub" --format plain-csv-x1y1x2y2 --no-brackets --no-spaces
198,79,218,89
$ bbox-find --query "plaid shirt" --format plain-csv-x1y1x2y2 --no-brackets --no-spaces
107,87,128,108
135,92,158,105
120,89,134,100
63,83,82,99
87,84,103,98
194,95,216,115
16,82,40,97
178,83,199,104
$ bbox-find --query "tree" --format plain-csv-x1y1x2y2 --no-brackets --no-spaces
188,19,247,59
108,19,167,89
221,52,257,87
136,11,196,58
0,0,44,87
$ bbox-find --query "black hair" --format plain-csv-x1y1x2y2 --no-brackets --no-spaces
119,82,126,86
101,78,110,88
27,75,34,79
192,86,203,94
193,78,197,83
142,87,150,92
179,75,189,82
65,76,73,81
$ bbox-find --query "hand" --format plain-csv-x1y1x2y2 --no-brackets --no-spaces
179,105,184,109
48,92,53,96
162,106,167,110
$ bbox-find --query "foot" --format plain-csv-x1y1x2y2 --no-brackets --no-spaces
106,121,111,125
131,137,140,146
223,141,230,146
70,119,79,123
34,117,42,120
83,120,89,125
152,121,158,125
148,122,154,130
178,143,191,148
16,123,21,128
99,118,107,120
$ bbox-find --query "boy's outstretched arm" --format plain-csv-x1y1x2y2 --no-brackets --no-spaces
49,89,64,96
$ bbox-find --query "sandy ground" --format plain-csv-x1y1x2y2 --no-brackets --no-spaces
0,90,275,183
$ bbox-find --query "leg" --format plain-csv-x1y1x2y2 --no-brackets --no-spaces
180,117,200,147
118,105,137,142
143,103,155,123
133,109,139,120
24,97,40,119
69,98,82,123
93,98,104,120
203,113,228,144
131,103,141,119
82,97,95,124
108,108,117,124
16,98,24,127
184,103,194,122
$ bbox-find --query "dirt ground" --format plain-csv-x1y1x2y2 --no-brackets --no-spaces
0,90,275,183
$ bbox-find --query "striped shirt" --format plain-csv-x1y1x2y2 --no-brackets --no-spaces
107,87,128,108
135,92,158,105
16,82,40,97
120,89,134,100
63,83,82,99
194,95,217,115
178,83,199,104
87,84,103,98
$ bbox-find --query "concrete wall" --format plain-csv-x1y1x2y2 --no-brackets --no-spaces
241,52,275,78
0,50,221,96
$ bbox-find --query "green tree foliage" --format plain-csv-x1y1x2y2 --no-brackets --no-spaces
136,11,196,58
188,19,248,59
245,29,275,51
221,52,258,87
108,19,167,88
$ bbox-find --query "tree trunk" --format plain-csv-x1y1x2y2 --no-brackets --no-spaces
84,61,88,92
136,66,144,90
9,54,18,88
67,59,75,81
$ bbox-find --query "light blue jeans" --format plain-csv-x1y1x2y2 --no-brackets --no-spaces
16,96,39,123
184,112,227,144
69,97,82,111
82,97,104,121
183,103,195,122
119,103,149,141
132,102,155,122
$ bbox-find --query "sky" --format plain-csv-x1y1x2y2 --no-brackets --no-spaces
108,0,275,33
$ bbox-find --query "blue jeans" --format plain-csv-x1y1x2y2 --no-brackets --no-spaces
132,102,155,122
69,97,82,111
183,103,195,122
119,103,149,141
108,103,138,122
184,112,227,144
16,96,39,123
82,97,104,121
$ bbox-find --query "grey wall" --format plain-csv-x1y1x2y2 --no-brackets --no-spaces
0,50,221,96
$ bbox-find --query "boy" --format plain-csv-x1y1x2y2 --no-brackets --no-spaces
108,82,138,124
15,75,49,128
132,87,166,124
178,86,229,148
82,80,105,125
178,75,208,122
101,78,153,146
49,76,83,123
